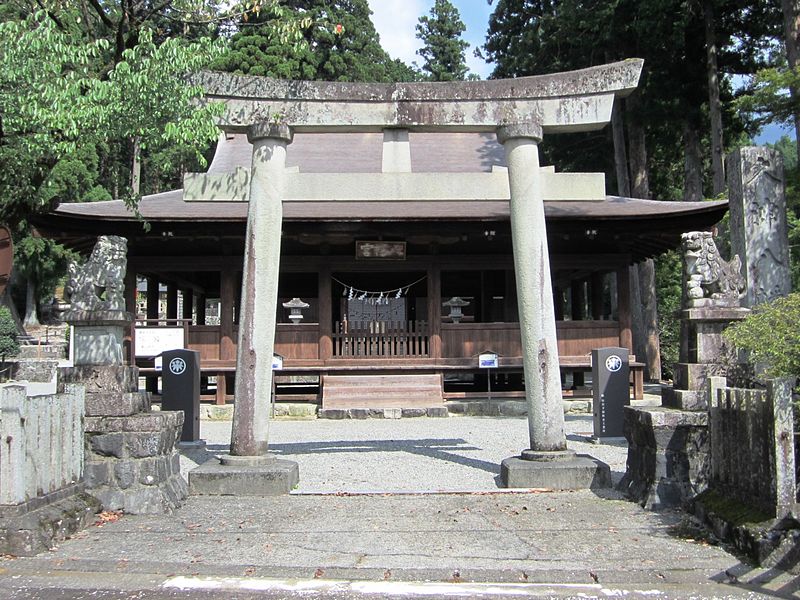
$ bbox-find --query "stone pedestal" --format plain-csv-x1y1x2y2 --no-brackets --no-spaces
501,450,611,490
662,307,749,411
83,412,187,513
189,455,299,496
617,406,709,509
63,309,187,513
63,309,131,366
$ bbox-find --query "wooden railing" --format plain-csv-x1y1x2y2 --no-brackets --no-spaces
333,320,429,357
708,376,796,518
0,383,84,506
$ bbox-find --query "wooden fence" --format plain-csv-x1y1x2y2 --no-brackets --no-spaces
708,376,796,518
0,383,85,506
333,320,429,358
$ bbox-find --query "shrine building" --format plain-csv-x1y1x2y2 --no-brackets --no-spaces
34,61,727,414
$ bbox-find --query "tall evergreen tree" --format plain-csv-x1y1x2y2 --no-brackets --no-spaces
214,0,417,82
415,0,471,81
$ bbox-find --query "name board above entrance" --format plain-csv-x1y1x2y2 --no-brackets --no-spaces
356,241,406,260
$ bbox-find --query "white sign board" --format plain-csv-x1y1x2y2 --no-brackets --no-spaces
478,352,499,369
272,354,284,370
135,326,185,357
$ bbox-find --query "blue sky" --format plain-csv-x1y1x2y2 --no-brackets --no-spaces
368,0,494,79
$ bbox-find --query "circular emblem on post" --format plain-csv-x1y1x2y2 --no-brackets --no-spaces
605,354,623,373
169,357,187,376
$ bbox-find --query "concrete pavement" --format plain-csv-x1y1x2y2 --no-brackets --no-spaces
1,415,799,599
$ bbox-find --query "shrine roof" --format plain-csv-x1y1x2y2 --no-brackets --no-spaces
49,189,726,223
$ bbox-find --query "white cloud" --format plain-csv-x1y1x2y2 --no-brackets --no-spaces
368,0,427,67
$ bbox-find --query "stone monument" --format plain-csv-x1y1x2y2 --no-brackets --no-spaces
61,236,187,514
727,147,791,307
662,231,748,411
621,231,748,509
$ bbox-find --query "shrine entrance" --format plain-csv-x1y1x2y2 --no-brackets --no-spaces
331,271,428,359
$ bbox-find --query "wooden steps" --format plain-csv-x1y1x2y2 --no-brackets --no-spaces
322,374,444,409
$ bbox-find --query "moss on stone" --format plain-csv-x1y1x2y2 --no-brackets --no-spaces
696,489,774,526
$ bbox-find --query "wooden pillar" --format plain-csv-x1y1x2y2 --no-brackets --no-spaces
182,289,194,324
124,269,137,365
220,269,237,362
504,269,518,322
553,287,564,321
215,372,227,405
318,267,333,361
591,272,604,320
197,294,207,325
166,284,178,321
570,280,585,321
146,277,159,320
145,277,159,394
616,266,633,354
427,263,441,359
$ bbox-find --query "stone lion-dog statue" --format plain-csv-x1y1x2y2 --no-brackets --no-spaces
65,235,128,312
682,231,744,308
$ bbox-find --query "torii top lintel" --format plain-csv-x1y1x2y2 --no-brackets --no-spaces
197,59,643,135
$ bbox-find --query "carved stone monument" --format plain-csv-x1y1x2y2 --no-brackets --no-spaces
661,232,748,411
727,147,791,307
62,236,187,514
621,232,748,509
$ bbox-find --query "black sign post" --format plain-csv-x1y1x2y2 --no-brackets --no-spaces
161,349,201,442
591,347,630,438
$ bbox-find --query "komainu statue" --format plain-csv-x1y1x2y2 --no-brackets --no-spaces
65,235,128,312
682,231,745,308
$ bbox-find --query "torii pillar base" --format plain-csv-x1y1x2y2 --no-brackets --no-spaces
188,455,299,496
500,450,611,490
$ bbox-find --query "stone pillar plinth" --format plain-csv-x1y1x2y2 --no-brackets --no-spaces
190,122,299,495
662,307,749,411
496,123,610,490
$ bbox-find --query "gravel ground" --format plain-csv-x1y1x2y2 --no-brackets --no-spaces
179,414,629,493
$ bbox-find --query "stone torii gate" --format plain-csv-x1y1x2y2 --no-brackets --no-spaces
188,60,644,494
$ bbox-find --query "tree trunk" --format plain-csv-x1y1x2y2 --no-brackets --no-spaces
131,136,142,196
23,279,39,328
612,101,631,197
782,0,800,166
704,0,725,196
638,258,661,381
624,95,662,380
626,94,650,198
683,122,704,202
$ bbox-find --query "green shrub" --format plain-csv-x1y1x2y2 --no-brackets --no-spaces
723,293,800,380
0,306,19,379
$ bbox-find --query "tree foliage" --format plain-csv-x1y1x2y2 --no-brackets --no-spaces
213,0,418,82
724,292,800,379
415,0,471,81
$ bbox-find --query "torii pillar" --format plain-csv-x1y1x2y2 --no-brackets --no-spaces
498,123,611,489
189,123,299,496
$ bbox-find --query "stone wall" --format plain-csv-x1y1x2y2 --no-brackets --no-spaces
617,406,709,510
